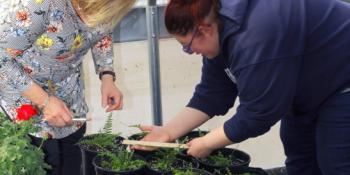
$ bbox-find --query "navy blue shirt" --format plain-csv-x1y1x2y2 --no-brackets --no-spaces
187,0,350,143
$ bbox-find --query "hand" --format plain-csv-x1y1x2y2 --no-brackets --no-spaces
42,96,73,127
186,136,215,158
101,77,123,112
132,125,172,151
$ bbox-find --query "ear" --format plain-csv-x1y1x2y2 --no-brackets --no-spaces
198,24,215,37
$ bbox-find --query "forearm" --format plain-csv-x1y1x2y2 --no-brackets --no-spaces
163,107,210,141
203,126,233,149
21,82,49,108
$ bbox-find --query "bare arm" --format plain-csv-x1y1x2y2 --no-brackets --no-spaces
163,107,210,141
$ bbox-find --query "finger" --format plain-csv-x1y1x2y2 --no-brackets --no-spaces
101,94,108,108
108,96,123,110
61,106,73,125
138,125,154,132
187,149,192,156
47,115,66,127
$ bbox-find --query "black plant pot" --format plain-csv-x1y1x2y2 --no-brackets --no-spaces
196,148,251,173
146,158,199,175
145,149,199,175
93,155,146,175
177,149,198,165
78,134,125,175
215,166,268,175
172,168,214,175
128,132,148,141
177,130,209,143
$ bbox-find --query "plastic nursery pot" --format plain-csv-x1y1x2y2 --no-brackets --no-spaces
78,134,125,175
172,168,214,175
177,149,198,164
146,158,196,175
177,130,209,143
128,132,155,158
145,150,199,175
196,148,251,173
93,154,146,175
215,166,268,175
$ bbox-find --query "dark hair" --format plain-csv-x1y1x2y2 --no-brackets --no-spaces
165,0,220,36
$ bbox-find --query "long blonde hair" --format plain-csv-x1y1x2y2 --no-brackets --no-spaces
78,0,136,29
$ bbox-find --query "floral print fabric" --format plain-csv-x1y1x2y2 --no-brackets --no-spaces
0,0,115,139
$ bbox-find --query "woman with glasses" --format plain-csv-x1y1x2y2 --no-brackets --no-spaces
0,0,135,174
136,0,350,174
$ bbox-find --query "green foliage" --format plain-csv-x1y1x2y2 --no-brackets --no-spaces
0,112,50,175
204,151,232,167
102,113,113,134
128,131,148,140
173,168,199,175
78,133,121,152
78,113,121,152
150,148,186,171
99,150,145,172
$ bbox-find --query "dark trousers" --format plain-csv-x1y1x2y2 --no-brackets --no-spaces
30,124,86,175
281,91,350,175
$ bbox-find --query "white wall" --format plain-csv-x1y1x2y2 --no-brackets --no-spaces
83,38,286,169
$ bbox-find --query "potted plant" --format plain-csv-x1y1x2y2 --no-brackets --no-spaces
196,148,251,173
127,131,156,158
220,166,268,175
145,148,198,175
93,150,146,175
173,168,213,175
0,106,50,175
177,129,209,143
78,113,125,175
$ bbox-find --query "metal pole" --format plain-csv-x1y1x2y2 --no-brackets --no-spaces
146,0,163,125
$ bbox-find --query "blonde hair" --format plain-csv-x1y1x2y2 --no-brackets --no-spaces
78,0,136,29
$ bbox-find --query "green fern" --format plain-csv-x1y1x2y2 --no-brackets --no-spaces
78,113,122,152
99,150,145,172
102,113,113,134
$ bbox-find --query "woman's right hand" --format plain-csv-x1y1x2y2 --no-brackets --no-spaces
132,125,172,151
42,96,73,127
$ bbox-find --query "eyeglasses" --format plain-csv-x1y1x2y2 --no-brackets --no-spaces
182,27,198,54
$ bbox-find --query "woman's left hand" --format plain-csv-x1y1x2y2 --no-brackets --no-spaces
187,136,214,158
100,75,123,112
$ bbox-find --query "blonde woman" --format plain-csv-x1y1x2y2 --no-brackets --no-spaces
0,0,135,174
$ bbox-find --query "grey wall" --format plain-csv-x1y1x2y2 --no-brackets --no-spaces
112,6,169,43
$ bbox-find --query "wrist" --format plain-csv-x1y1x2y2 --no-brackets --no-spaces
99,71,115,82
38,94,50,111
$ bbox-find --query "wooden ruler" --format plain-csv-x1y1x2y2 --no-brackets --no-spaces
122,140,189,149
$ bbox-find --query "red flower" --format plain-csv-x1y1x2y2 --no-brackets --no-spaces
16,104,38,121
16,10,29,21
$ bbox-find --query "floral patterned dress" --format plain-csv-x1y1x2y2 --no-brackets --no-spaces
0,0,115,139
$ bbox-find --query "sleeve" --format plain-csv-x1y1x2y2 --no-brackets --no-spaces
223,56,300,143
91,33,115,74
0,0,49,95
187,57,238,117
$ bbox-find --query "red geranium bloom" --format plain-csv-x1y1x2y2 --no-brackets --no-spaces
16,104,38,121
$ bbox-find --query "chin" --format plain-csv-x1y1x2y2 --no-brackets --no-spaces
205,52,219,59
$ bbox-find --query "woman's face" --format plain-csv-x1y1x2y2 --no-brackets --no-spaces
173,23,220,59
